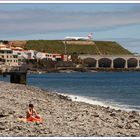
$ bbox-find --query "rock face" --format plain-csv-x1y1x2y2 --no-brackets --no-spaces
0,81,140,137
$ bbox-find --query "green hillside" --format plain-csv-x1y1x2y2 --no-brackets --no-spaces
24,40,132,55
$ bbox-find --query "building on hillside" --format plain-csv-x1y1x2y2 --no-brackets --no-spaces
36,52,47,60
18,50,37,60
62,55,72,62
13,49,37,61
45,53,71,61
9,43,72,62
26,50,37,60
36,52,62,61
36,52,72,62
11,47,23,51
0,42,8,49
0,47,19,66
46,53,62,61
12,47,26,58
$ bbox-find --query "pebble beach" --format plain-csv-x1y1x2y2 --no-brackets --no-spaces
0,81,140,137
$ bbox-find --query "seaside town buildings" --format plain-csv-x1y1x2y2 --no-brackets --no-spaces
0,42,71,70
0,43,19,66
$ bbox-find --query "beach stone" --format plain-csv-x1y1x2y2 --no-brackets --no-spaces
0,127,5,130
0,121,6,126
131,119,139,123
125,123,132,129
129,114,136,119
93,113,99,117
129,111,139,118
116,123,124,128
120,117,125,121
110,112,116,117
130,122,140,129
131,111,137,114
117,109,122,112
0,81,140,136
131,134,137,137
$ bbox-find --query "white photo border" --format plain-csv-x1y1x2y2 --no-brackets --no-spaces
0,0,140,139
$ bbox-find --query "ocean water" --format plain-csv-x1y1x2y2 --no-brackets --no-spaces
1,72,140,111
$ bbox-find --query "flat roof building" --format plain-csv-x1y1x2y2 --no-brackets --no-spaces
0,47,19,66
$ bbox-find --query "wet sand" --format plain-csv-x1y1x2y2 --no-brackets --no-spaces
0,81,140,137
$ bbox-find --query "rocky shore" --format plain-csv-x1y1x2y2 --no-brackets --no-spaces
27,67,140,75
0,81,140,137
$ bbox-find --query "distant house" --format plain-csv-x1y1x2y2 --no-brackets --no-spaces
0,47,19,66
35,52,71,62
35,52,61,61
26,50,37,60
46,53,68,61
36,52,46,60
49,53,62,61
13,49,37,62
0,42,7,49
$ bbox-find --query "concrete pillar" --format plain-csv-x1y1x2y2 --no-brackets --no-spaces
10,72,27,84
136,59,140,68
96,59,99,68
125,59,128,69
111,59,114,68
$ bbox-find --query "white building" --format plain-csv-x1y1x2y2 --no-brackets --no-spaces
13,49,38,61
36,52,46,60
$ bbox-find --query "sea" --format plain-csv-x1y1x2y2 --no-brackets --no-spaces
1,72,140,112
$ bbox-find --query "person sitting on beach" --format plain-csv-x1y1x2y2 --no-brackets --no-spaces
26,104,42,122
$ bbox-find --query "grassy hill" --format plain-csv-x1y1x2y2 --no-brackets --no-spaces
22,40,132,55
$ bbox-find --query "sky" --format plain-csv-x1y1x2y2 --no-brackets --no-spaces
0,3,140,54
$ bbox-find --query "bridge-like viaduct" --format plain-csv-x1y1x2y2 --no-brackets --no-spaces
79,55,140,69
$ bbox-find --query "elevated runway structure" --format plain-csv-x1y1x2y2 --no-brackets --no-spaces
79,55,140,69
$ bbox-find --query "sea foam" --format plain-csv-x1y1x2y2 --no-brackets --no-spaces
54,91,140,112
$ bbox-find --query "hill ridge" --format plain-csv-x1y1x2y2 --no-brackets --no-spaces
6,40,132,55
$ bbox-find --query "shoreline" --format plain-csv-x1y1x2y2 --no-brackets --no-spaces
1,72,140,113
27,67,140,74
55,92,140,112
0,81,140,136
0,73,139,112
